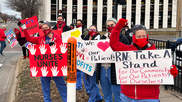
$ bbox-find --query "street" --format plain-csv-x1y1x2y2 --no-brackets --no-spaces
0,23,21,102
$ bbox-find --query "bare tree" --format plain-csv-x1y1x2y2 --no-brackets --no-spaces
6,0,41,19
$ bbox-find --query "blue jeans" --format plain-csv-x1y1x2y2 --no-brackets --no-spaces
100,67,121,102
76,70,83,90
83,73,90,94
76,70,90,94
120,93,160,102
87,72,103,102
40,77,67,102
0,41,6,54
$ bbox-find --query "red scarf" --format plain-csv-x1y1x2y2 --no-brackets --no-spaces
133,34,149,48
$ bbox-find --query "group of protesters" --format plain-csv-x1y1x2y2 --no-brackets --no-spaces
0,14,179,102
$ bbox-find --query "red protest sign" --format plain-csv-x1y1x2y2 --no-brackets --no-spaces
20,16,39,37
29,43,67,77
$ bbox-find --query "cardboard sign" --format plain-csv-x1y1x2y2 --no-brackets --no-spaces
115,49,174,85
29,44,67,77
77,41,95,76
62,28,82,43
5,30,18,48
83,40,115,63
20,16,39,37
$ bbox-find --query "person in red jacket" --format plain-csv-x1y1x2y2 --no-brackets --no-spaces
20,22,67,102
110,18,178,102
0,28,6,56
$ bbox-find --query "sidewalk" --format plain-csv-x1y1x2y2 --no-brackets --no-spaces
160,87,182,102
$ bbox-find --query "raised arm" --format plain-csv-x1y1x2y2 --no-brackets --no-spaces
23,29,41,44
110,18,132,51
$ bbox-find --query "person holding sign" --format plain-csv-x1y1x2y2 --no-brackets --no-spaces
110,18,178,102
95,18,124,102
0,27,6,56
21,22,67,102
83,25,104,102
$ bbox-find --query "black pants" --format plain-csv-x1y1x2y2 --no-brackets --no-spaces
22,46,28,57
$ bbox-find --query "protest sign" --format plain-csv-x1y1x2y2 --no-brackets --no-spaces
115,49,174,85
77,41,95,76
83,40,115,63
5,30,18,48
20,16,39,37
62,27,82,43
29,44,67,77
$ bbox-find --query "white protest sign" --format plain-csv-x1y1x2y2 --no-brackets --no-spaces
83,40,115,63
76,41,95,76
115,49,174,85
62,27,82,43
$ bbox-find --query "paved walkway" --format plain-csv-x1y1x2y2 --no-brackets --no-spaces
0,52,21,102
160,87,182,102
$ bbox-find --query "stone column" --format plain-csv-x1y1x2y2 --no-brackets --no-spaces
117,5,122,20
87,0,93,28
163,0,168,28
126,0,132,27
154,0,159,29
67,0,73,25
77,0,83,20
44,0,51,21
97,0,103,31
107,0,113,19
145,0,150,29
135,0,141,25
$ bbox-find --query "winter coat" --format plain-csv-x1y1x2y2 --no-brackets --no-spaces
52,23,70,32
110,18,159,99
0,29,6,41
23,29,62,45
15,32,27,46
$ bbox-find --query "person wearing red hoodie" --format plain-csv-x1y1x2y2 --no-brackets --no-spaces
52,15,70,36
110,18,178,102
0,27,6,56
20,22,67,102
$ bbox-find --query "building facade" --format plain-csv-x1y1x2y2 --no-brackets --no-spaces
38,0,178,31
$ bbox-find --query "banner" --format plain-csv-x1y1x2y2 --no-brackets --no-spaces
77,41,95,76
20,16,39,37
115,49,174,85
83,40,115,63
5,30,18,48
29,44,67,77
62,27,82,43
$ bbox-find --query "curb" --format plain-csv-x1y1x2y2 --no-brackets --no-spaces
8,57,21,102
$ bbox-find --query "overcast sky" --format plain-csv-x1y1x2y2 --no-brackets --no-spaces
0,0,21,18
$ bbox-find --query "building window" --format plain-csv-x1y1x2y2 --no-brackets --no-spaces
131,0,136,26
150,0,154,29
51,0,58,21
159,0,163,28
72,0,77,24
62,0,67,23
141,0,145,25
93,0,97,26
168,0,172,28
122,5,126,19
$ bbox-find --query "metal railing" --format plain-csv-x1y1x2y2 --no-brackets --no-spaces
150,39,182,93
